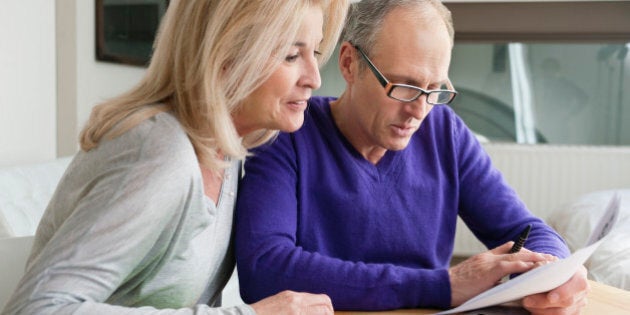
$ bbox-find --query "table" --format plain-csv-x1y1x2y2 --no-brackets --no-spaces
335,280,630,315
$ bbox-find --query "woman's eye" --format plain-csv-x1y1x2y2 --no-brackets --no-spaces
314,50,322,57
285,54,299,62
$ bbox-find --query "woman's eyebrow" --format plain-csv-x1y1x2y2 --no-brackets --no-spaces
293,38,324,47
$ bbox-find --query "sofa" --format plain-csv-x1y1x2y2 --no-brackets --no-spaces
0,156,72,309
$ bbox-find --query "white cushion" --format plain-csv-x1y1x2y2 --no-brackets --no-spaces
0,235,34,310
549,189,630,290
0,213,12,239
0,157,72,237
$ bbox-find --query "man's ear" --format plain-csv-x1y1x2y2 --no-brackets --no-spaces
338,42,357,84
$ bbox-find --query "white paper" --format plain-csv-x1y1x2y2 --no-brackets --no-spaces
435,193,621,315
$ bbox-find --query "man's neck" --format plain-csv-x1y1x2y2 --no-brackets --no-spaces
329,96,387,165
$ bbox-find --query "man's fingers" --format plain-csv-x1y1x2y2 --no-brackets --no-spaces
490,242,515,254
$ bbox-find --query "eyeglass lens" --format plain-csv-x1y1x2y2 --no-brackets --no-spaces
389,85,456,104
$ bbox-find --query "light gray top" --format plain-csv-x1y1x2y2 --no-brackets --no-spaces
2,112,255,315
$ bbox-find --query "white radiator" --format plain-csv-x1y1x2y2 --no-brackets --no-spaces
453,143,630,256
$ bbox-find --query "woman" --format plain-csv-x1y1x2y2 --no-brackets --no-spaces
2,0,347,314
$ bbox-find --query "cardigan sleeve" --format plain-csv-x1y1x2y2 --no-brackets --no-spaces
3,121,255,315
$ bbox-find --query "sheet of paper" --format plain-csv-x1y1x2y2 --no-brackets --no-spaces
585,192,620,247
435,193,621,315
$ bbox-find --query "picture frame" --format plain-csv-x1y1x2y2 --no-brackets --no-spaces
95,0,169,67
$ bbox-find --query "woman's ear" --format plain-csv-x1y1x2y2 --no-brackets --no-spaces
338,42,357,84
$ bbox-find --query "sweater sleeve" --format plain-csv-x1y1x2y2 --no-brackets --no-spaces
235,135,451,311
451,113,570,258
2,124,255,315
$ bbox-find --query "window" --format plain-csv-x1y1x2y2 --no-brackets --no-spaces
445,1,630,145
316,1,630,146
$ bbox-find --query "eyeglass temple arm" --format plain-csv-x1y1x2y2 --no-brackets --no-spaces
353,45,390,88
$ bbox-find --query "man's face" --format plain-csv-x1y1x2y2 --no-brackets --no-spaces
346,6,453,153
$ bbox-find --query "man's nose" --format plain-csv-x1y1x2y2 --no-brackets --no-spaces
403,94,430,120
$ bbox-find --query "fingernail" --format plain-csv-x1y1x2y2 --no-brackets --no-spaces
549,292,559,302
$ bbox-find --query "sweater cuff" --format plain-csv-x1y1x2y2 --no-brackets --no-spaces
415,268,451,309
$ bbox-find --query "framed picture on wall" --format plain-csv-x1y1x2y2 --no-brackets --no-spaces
95,0,169,66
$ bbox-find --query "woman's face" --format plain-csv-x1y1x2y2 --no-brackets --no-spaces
233,6,323,136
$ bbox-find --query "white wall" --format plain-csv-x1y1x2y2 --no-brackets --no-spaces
57,0,146,157
0,1,146,165
0,0,56,166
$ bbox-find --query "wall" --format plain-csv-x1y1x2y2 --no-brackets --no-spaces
0,0,56,166
57,0,146,157
0,1,146,165
454,143,630,256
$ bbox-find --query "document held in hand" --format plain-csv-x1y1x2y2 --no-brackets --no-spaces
436,193,621,315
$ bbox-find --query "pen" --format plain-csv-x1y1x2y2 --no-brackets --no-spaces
509,224,532,253
500,224,532,284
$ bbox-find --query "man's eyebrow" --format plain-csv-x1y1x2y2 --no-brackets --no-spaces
388,74,448,88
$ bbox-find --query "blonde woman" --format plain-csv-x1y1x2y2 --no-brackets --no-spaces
2,0,347,314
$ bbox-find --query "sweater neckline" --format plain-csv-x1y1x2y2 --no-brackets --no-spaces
322,102,403,178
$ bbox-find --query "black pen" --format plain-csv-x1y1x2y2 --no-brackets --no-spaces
509,224,532,253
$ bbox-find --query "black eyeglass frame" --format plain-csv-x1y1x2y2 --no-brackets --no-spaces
353,45,458,105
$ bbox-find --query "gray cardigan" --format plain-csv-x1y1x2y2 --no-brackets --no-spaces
2,112,254,315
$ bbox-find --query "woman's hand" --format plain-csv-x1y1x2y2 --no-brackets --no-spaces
250,290,334,315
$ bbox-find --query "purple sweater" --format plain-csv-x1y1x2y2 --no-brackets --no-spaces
235,96,569,310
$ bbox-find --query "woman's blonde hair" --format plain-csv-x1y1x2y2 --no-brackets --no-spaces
80,0,348,171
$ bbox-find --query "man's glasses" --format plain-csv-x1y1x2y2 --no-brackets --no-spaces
354,45,457,105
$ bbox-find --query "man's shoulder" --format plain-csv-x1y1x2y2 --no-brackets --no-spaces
308,95,337,107
421,105,464,134
288,96,337,135
427,104,458,121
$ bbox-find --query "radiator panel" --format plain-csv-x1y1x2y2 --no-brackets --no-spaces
453,143,630,256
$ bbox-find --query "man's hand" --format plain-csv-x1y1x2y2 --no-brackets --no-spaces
522,265,590,315
250,290,334,315
448,242,556,306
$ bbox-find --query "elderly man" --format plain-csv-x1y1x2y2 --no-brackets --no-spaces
235,0,589,313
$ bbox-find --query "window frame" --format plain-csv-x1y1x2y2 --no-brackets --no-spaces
443,1,630,42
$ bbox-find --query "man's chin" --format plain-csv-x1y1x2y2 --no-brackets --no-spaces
385,138,413,151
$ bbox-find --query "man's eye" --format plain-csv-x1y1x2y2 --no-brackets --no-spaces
285,54,299,62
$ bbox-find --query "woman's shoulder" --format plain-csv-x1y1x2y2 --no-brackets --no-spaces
115,112,192,155
131,111,190,149
81,111,199,177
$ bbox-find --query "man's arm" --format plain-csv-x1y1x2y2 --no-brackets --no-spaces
450,111,570,258
446,111,589,312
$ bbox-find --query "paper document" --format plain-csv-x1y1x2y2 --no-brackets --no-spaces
436,193,621,315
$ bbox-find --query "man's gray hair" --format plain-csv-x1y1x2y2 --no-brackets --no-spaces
342,0,454,61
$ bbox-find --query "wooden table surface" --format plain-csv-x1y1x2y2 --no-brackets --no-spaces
335,280,630,315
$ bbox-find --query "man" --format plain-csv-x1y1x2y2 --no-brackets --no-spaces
235,0,589,313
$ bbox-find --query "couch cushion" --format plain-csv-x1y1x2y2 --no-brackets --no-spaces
0,235,34,310
0,157,72,237
0,213,12,239
549,189,630,290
